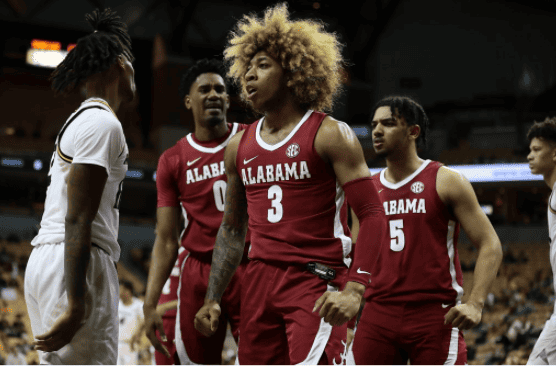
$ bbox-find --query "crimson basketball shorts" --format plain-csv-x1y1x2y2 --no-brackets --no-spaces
174,254,245,364
237,260,348,365
154,315,176,365
348,300,467,365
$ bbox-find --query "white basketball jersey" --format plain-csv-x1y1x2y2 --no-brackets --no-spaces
548,183,556,312
32,98,128,261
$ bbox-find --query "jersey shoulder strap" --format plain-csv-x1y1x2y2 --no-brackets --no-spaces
55,106,108,163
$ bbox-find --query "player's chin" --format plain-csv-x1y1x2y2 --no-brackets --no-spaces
205,114,225,126
373,147,388,157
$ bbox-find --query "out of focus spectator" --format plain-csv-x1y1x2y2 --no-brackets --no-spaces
9,314,25,338
130,247,151,276
6,234,19,244
6,341,27,365
503,245,518,264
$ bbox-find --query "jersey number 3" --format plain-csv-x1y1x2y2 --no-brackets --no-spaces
267,185,283,223
389,219,405,251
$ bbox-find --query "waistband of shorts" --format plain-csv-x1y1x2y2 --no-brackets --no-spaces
91,242,109,255
35,241,111,257
250,259,347,277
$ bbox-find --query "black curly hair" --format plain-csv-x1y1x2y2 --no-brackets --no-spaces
178,58,227,100
527,117,556,144
50,8,133,94
373,95,429,148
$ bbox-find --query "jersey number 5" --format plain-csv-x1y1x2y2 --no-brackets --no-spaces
389,219,405,251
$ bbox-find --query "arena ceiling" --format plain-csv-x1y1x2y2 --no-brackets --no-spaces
0,0,404,80
1,0,556,80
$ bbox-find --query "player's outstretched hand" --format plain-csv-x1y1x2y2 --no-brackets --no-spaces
444,302,482,330
143,305,171,359
33,307,85,352
194,301,221,337
313,290,361,327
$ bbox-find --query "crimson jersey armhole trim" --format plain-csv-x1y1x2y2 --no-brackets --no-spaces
310,112,331,167
436,165,463,222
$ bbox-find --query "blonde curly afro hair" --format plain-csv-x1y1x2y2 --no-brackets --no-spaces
224,2,345,112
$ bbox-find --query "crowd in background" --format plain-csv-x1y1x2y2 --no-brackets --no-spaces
0,230,550,365
461,242,554,365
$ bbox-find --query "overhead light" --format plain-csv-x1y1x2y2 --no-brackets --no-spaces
33,159,43,171
31,39,61,51
26,48,68,68
371,163,541,183
126,169,144,179
1,158,24,168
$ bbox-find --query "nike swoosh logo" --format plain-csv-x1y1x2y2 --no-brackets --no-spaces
378,189,384,193
356,268,371,275
187,157,201,166
442,303,451,308
243,156,258,165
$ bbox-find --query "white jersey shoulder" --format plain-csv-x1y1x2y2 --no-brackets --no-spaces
32,98,128,261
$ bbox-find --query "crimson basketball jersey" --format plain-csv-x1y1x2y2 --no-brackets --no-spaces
370,160,464,304
157,123,249,257
157,246,188,318
236,110,351,267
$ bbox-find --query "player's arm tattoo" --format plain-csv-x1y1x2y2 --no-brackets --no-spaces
205,172,248,302
65,163,107,310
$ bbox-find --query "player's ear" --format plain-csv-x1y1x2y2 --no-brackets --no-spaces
409,125,421,141
184,95,191,110
117,55,126,69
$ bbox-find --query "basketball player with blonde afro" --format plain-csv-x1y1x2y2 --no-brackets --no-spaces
225,2,344,113
195,3,386,364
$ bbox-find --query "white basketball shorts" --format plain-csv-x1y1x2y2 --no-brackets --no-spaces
24,242,119,364
528,312,556,365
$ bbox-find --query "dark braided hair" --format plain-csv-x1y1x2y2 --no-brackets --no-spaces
373,95,429,148
527,117,556,144
178,58,227,99
51,8,133,94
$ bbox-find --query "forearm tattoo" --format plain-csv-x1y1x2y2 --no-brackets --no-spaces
205,172,248,302
205,224,246,302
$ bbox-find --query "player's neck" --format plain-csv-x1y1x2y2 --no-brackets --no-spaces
121,297,133,306
384,149,424,183
193,120,229,142
82,78,121,114
262,97,306,133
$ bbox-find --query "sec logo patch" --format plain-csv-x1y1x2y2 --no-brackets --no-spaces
411,181,424,194
286,143,300,158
